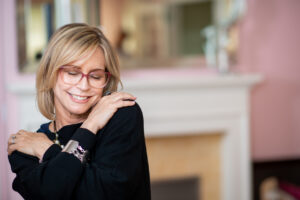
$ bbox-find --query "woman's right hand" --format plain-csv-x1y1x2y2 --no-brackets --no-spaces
81,91,136,134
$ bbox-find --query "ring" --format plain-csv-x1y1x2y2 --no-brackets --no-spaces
11,135,16,144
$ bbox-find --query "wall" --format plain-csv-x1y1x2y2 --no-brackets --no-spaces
237,0,300,160
100,0,126,47
0,1,32,199
2,0,300,199
0,0,8,199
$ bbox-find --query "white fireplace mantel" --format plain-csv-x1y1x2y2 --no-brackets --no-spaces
8,73,262,200
124,73,262,200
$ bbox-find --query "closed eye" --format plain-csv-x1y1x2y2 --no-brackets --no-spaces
90,74,104,80
67,71,80,76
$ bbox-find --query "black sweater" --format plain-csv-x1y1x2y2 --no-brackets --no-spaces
8,104,151,200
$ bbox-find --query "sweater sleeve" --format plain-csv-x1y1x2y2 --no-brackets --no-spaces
8,129,94,200
73,104,148,200
8,104,148,200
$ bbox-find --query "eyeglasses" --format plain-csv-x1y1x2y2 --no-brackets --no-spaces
58,66,111,89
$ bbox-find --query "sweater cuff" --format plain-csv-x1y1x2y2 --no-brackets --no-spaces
41,144,62,162
70,128,97,150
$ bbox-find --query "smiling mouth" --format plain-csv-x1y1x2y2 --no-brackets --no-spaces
68,93,91,101
72,94,88,100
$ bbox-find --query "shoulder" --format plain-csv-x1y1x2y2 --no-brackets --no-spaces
114,102,143,121
102,103,144,135
110,102,143,126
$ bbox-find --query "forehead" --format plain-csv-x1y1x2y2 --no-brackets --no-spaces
68,47,106,70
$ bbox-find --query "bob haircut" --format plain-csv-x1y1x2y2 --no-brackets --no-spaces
36,23,121,120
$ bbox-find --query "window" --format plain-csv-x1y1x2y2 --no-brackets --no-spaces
16,0,100,73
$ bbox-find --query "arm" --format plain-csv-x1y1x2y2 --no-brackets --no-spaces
9,104,150,200
74,104,149,199
8,129,91,200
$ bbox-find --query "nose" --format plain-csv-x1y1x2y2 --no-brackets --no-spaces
76,75,90,90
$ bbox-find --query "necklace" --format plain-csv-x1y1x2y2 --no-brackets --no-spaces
53,120,64,148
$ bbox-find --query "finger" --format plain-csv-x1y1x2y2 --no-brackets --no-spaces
18,129,31,134
8,134,17,145
111,92,136,102
17,130,26,135
102,92,136,105
7,143,18,155
9,133,17,138
114,99,136,108
8,134,13,141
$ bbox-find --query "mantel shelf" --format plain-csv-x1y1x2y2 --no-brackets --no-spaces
7,73,262,94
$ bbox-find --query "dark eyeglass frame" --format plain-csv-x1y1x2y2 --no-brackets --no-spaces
58,66,111,89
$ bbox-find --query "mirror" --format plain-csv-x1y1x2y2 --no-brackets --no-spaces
100,0,246,71
101,0,214,69
16,0,246,73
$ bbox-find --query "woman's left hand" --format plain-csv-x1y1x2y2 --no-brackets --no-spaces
7,130,54,160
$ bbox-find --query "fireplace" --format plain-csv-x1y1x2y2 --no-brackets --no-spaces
123,73,262,200
147,133,221,200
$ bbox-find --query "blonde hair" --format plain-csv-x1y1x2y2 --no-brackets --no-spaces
36,23,121,120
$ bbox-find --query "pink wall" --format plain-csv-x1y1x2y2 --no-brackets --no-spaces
0,0,8,199
0,1,28,199
237,0,300,160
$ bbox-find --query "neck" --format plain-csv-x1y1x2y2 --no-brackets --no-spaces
54,109,89,132
54,116,85,131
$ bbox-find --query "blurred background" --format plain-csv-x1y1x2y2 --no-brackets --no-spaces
1,0,300,199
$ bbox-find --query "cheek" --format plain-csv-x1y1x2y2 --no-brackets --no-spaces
91,89,104,100
53,82,70,95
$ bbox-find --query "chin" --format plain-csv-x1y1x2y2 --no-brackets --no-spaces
67,96,99,114
67,104,92,116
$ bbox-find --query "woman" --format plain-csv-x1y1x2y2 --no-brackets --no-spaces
7,23,151,200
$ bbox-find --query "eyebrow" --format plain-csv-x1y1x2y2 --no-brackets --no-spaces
68,65,106,71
